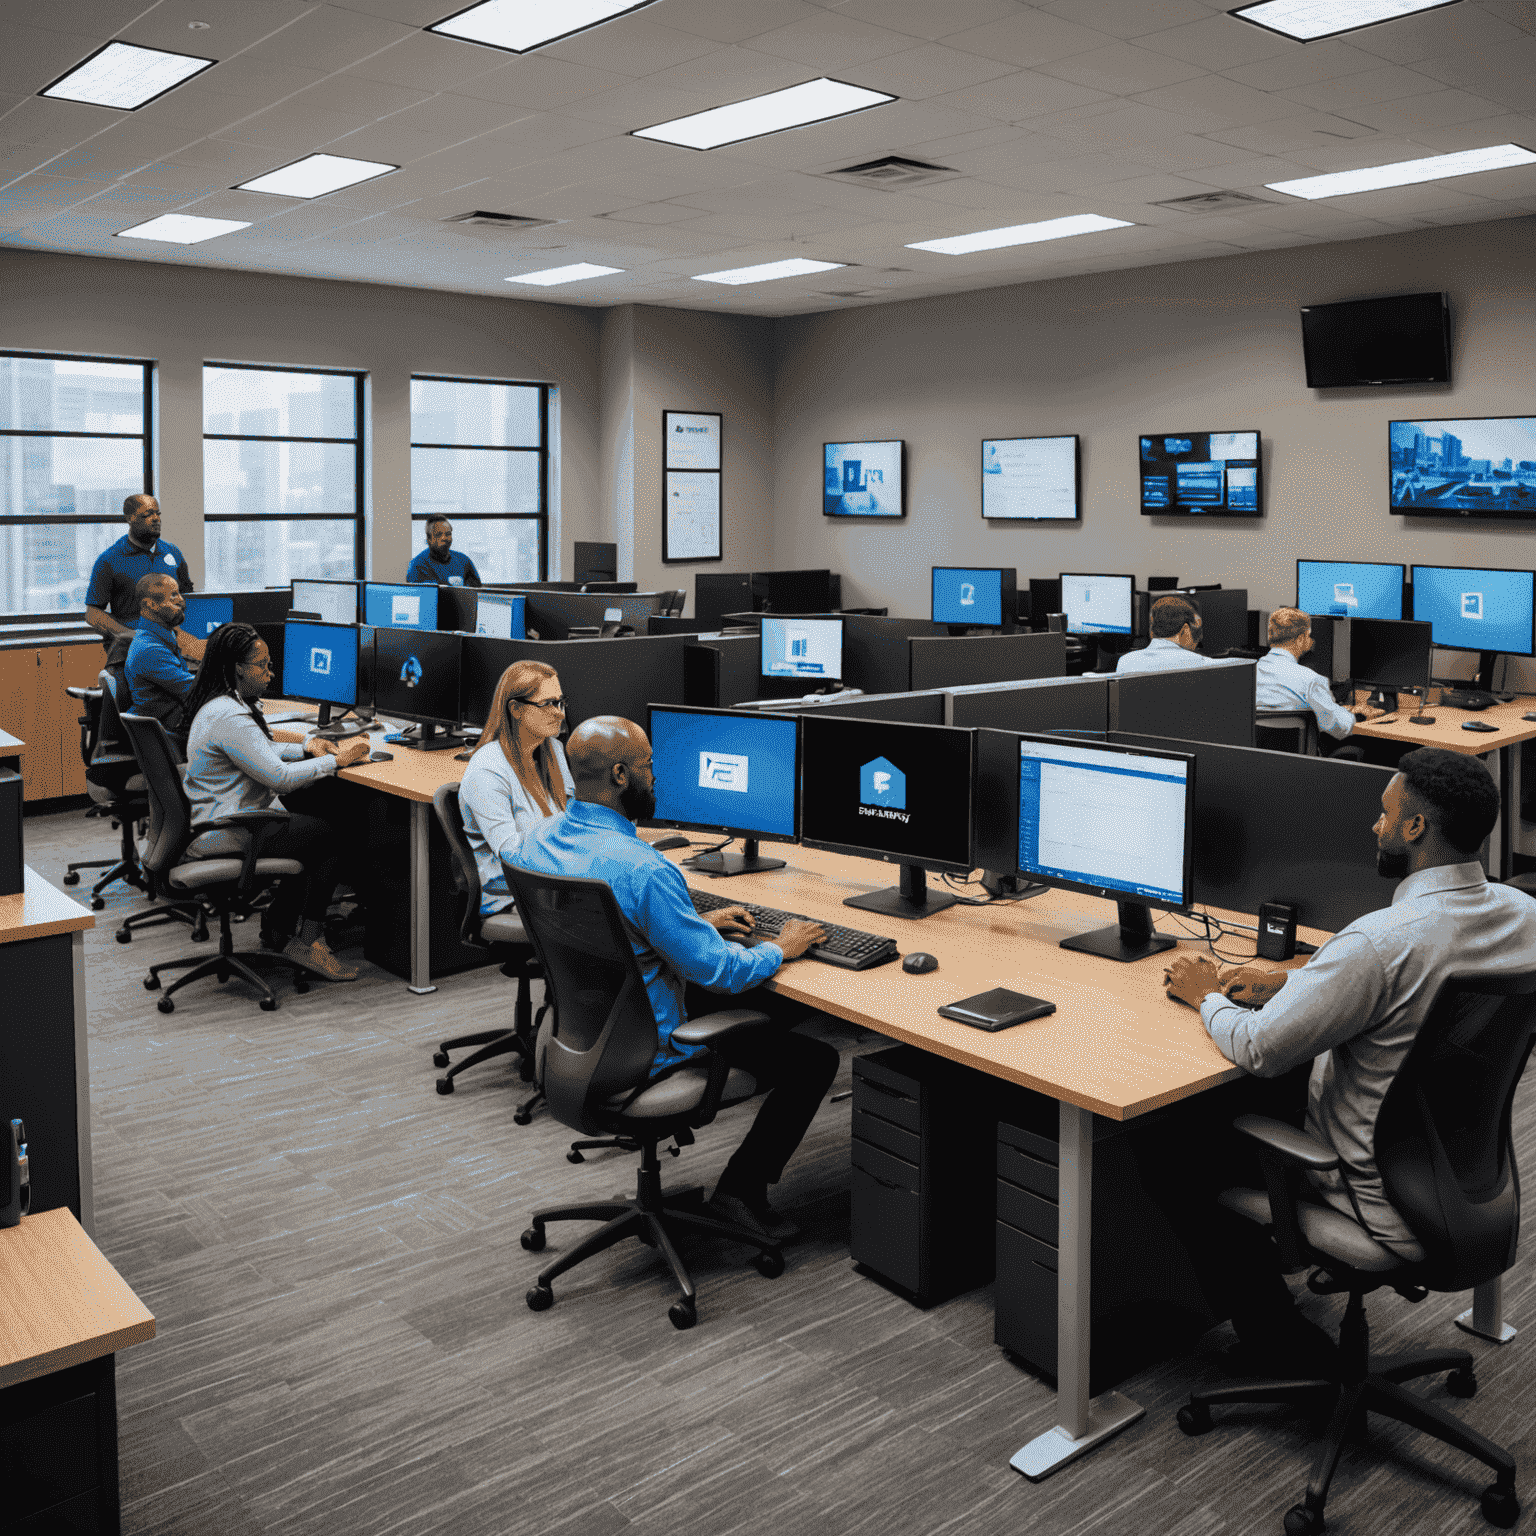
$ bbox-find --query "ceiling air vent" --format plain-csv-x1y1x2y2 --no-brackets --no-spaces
823,156,957,189
1151,190,1277,213
441,211,559,232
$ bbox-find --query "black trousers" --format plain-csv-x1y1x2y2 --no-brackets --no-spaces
683,983,839,1189
253,776,371,938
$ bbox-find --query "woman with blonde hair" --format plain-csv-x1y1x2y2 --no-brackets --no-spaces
459,660,575,912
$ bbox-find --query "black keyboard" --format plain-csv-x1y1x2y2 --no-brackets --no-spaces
689,889,899,971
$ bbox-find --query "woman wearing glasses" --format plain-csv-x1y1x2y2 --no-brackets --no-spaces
460,660,574,914
181,623,371,981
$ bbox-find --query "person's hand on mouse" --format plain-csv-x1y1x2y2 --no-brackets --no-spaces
703,905,755,941
775,918,826,960
328,736,372,768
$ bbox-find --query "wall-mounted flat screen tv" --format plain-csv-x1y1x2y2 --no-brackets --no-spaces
824,440,904,518
1301,291,1450,388
1390,416,1536,519
981,435,1079,520
1140,431,1261,517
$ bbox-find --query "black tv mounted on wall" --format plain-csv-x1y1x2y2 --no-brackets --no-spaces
1300,291,1450,388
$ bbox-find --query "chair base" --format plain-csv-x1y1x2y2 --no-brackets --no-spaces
431,967,543,1098
144,943,309,1013
115,899,207,945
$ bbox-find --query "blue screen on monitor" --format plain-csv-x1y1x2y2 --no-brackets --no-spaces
181,595,234,639
933,567,1003,626
364,583,436,630
1297,561,1404,621
1411,566,1535,656
282,621,357,707
650,708,798,840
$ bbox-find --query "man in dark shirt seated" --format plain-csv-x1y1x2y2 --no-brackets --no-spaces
513,715,837,1242
406,516,481,587
125,574,197,749
85,494,204,660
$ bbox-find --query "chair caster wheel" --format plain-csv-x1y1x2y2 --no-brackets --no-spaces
518,1056,535,1083
293,979,309,995
191,927,209,943
521,1227,546,1252
513,1109,532,1126
1447,1367,1477,1399
115,928,132,944
567,1149,584,1164
91,897,105,911
432,1051,450,1068
526,1284,553,1312
143,975,160,990
260,998,278,1011
435,1078,454,1095
1177,1403,1212,1436
1482,1483,1519,1528
753,1249,785,1279
63,871,80,886
668,1299,697,1331
157,997,175,1014
1284,1501,1325,1536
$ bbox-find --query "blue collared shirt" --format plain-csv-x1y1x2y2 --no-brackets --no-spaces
86,535,192,625
125,615,196,731
511,800,784,1074
1115,637,1217,675
1256,646,1355,740
406,548,481,586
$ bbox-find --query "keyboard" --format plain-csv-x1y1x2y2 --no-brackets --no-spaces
689,888,900,971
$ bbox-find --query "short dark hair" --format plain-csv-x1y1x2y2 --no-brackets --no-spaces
425,514,452,532
1150,595,1200,639
134,572,177,602
1397,748,1499,855
123,493,155,518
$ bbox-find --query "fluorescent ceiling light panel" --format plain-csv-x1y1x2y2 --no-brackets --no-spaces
1267,142,1536,199
429,0,658,52
236,153,399,198
634,78,894,151
115,214,251,245
692,258,844,286
906,213,1133,255
40,41,216,111
1230,0,1462,43
505,263,623,286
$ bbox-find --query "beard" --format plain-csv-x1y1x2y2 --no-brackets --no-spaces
620,777,656,823
1377,846,1410,880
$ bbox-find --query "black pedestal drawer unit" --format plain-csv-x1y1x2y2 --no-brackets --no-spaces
994,1105,1215,1396
850,1046,1000,1306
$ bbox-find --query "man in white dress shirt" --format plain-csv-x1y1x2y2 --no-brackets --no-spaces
1116,595,1216,675
1255,608,1365,744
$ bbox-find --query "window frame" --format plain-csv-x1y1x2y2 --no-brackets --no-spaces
409,374,549,582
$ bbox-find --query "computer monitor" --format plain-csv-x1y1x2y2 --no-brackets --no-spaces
931,567,1017,629
1013,734,1195,963
364,582,437,631
981,435,1078,521
824,441,903,518
762,569,835,613
761,615,844,685
290,579,358,626
1390,416,1536,517
373,627,463,749
1409,564,1536,690
696,573,753,630
574,541,617,584
474,591,525,640
1349,618,1432,708
1059,573,1134,635
647,705,799,877
799,715,975,920
182,594,234,639
280,620,362,733
1140,430,1261,517
1296,560,1405,621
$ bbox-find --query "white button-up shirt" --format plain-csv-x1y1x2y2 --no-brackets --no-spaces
1256,645,1355,740
1115,637,1215,675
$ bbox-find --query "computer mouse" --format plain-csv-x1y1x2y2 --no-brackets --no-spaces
369,750,394,762
1462,721,1499,733
1523,713,1536,723
651,835,690,851
902,952,939,975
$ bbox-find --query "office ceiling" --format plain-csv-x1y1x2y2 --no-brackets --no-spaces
3,0,1536,317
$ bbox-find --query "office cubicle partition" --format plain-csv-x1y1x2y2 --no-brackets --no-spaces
1113,658,1256,748
683,634,759,708
948,676,1110,735
1177,587,1248,653
695,573,754,629
512,589,663,639
909,631,1066,692
843,613,947,694
757,690,947,725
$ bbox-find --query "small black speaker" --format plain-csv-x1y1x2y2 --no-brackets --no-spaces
1256,901,1297,961
0,769,22,897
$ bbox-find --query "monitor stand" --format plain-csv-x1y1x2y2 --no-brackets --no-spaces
843,863,957,921
394,722,467,752
682,838,786,877
309,704,369,741
1059,901,1176,963
1476,650,1499,694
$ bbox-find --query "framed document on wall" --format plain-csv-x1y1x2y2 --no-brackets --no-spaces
663,411,722,562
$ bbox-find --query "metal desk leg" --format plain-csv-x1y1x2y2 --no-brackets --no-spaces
408,800,436,996
1011,1102,1144,1480
1456,1276,1517,1344
1496,745,1513,881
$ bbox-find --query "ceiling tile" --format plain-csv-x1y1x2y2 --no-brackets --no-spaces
158,137,297,176
1207,113,1387,153
0,23,106,100
1410,31,1536,110
1176,152,1318,186
117,0,314,58
647,0,819,45
323,0,451,20
936,69,1111,121
197,56,331,105
747,13,918,71
1039,42,1210,95
596,201,704,225
540,18,721,76
0,174,110,222
1221,40,1382,91
1136,13,1296,71
38,139,184,185
217,101,377,154
1475,0,1536,31
894,123,1032,160
846,44,1018,100
1347,88,1508,134
318,121,461,165
120,161,238,193
942,10,1115,68
450,115,619,168
372,92,530,141
1083,170,1227,202
347,32,512,94
1132,73,1310,131
298,76,435,121
0,95,123,150
639,45,812,97
560,80,722,128
453,55,633,111
680,205,878,239
24,0,162,35
1401,111,1536,150
1346,1,1526,64
1280,64,1453,114
1039,0,1218,39
832,0,1022,44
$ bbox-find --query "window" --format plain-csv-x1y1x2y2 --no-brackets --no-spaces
411,377,547,584
203,364,363,592
0,353,152,617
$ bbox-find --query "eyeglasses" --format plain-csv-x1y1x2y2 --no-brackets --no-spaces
242,657,274,675
513,695,567,712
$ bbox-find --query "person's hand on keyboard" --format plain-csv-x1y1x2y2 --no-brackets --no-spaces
701,905,755,941
1218,962,1289,1009
775,918,828,960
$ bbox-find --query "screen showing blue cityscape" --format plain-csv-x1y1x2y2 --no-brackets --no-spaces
1391,418,1536,518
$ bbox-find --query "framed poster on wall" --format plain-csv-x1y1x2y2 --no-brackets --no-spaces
663,411,722,562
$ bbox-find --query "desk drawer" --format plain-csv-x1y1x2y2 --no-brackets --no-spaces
998,1180,1057,1247
852,1165,921,1295
852,1052,922,1134
995,1221,1058,1372
852,1107,921,1165
997,1141,1056,1201
999,1119,1058,1166
852,1137,919,1195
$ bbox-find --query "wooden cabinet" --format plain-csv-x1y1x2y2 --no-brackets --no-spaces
0,640,105,801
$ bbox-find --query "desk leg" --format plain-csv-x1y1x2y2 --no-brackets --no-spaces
1456,1276,1517,1344
72,928,94,1237
1496,745,1513,881
1010,1103,1144,1480
408,801,436,996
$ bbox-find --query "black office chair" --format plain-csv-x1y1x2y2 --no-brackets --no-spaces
119,713,312,1013
664,589,686,617
1178,973,1536,1533
1255,710,1320,756
506,865,786,1330
429,782,546,1120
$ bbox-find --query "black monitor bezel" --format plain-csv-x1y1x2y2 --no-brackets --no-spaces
798,715,976,877
1348,617,1434,692
980,434,1080,522
823,439,906,519
930,566,1018,628
1058,571,1136,636
362,580,440,632
1408,563,1536,657
1012,732,1196,915
279,619,362,711
372,625,462,727
1138,428,1262,519
1295,558,1406,620
645,703,801,848
1390,415,1536,521
759,613,846,683
289,578,361,625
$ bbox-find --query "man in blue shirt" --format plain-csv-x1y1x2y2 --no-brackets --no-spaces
1256,608,1374,757
85,494,203,660
406,517,481,587
1116,595,1216,675
125,574,197,748
514,716,837,1241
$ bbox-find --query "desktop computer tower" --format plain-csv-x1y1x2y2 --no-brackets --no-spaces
0,768,21,896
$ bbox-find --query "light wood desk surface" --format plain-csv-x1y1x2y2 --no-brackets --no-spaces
0,866,95,946
1349,690,1536,754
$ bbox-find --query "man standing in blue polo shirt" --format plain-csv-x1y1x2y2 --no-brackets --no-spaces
85,494,203,660
406,516,481,587
125,574,197,749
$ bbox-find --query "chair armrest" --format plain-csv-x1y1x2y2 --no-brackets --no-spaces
66,687,101,701
1233,1115,1339,1171
205,809,291,891
671,1008,771,1047
1233,1114,1339,1273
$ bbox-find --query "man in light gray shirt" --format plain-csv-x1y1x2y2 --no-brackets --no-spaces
1255,607,1361,742
1116,595,1216,675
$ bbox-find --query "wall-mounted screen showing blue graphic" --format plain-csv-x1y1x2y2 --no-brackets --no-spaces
182,594,234,638
1390,417,1536,519
1410,565,1536,657
824,440,903,518
932,567,1015,627
474,592,525,640
1059,572,1133,635
364,582,437,630
281,621,358,709
981,435,1078,520
761,615,844,681
1296,560,1405,621
1140,430,1261,517
648,706,799,842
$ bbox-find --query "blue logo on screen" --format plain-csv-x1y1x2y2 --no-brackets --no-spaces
860,757,905,809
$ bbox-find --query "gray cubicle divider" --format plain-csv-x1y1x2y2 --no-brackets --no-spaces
683,633,759,708
1111,731,1395,933
756,689,947,725
946,674,1110,734
909,631,1066,692
1111,658,1256,748
843,613,947,694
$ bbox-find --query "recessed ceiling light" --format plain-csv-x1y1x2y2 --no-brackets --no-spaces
1267,142,1536,199
634,78,894,151
906,213,1134,255
40,41,216,111
236,153,399,198
116,214,251,244
1230,0,1462,44
692,258,845,286
505,263,623,286
429,0,658,52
